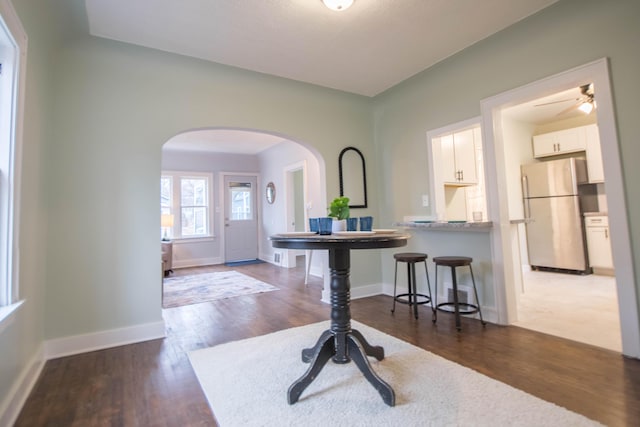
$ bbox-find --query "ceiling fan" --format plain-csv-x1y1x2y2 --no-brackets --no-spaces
535,83,596,115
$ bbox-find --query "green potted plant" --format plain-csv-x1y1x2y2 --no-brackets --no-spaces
328,196,350,231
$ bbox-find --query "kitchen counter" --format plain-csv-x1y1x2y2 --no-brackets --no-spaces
394,221,493,232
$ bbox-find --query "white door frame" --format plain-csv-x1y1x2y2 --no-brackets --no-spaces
480,58,640,358
283,161,308,268
219,171,260,263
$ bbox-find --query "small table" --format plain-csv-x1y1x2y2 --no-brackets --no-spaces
270,232,409,406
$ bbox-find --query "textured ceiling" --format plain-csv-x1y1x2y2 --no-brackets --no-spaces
85,0,558,97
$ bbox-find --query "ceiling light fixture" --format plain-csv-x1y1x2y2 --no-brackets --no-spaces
578,100,594,114
322,0,354,12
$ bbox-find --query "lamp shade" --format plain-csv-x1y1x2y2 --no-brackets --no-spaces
161,214,174,228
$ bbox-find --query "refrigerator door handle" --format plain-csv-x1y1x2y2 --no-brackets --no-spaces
522,175,528,198
524,198,531,220
522,175,531,220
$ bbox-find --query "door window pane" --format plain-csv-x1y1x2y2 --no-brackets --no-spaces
229,182,252,220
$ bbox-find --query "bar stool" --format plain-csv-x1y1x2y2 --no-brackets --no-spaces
391,253,433,319
433,256,485,331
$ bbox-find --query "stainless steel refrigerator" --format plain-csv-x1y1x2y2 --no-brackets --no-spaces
521,158,590,273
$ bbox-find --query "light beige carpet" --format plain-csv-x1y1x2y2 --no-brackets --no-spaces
162,271,278,308
514,269,621,352
189,321,601,426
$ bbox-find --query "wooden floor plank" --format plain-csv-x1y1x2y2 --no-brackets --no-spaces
15,262,640,426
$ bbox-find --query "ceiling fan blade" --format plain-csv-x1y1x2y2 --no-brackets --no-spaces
535,97,579,107
556,101,581,116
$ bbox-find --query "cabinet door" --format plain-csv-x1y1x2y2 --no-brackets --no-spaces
532,133,557,157
555,127,585,153
440,134,458,184
586,227,614,269
454,128,477,184
533,127,587,158
585,124,604,183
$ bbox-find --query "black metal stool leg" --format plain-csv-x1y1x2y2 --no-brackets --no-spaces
468,264,486,326
433,264,438,324
451,266,462,331
391,260,398,313
422,260,432,308
409,262,419,319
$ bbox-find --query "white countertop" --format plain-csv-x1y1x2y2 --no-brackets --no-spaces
394,221,493,232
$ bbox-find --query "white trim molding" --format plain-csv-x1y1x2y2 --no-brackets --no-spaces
43,321,166,360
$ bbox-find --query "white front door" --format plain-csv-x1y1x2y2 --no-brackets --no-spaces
224,175,258,263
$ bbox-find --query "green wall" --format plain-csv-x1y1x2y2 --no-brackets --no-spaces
45,12,377,339
372,0,640,312
2,0,640,420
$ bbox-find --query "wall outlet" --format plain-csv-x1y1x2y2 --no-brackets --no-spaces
274,253,281,263
422,194,429,207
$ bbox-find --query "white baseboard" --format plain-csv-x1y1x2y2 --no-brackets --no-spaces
0,344,45,427
43,320,166,360
173,257,222,269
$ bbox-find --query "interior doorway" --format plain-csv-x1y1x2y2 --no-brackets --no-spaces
481,58,640,358
497,87,621,352
284,161,308,268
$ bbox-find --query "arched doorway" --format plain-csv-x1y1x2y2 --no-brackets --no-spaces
159,127,327,278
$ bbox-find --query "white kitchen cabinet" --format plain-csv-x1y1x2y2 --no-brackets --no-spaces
441,128,478,186
533,124,605,183
585,124,605,183
533,127,585,158
585,215,614,271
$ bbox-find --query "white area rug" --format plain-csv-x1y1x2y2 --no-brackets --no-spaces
162,271,278,308
189,321,601,426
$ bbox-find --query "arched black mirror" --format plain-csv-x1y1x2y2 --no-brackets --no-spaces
339,147,367,209
266,182,276,204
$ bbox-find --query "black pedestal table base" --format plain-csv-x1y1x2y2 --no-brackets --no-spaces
289,327,394,406
270,234,408,407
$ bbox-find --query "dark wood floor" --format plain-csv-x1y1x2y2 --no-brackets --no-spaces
15,261,640,426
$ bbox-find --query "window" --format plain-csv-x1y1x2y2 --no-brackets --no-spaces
0,5,24,310
161,172,213,239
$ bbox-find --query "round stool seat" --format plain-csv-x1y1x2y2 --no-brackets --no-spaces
394,252,428,263
433,256,472,267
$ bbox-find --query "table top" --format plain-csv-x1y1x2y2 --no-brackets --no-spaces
269,232,410,250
